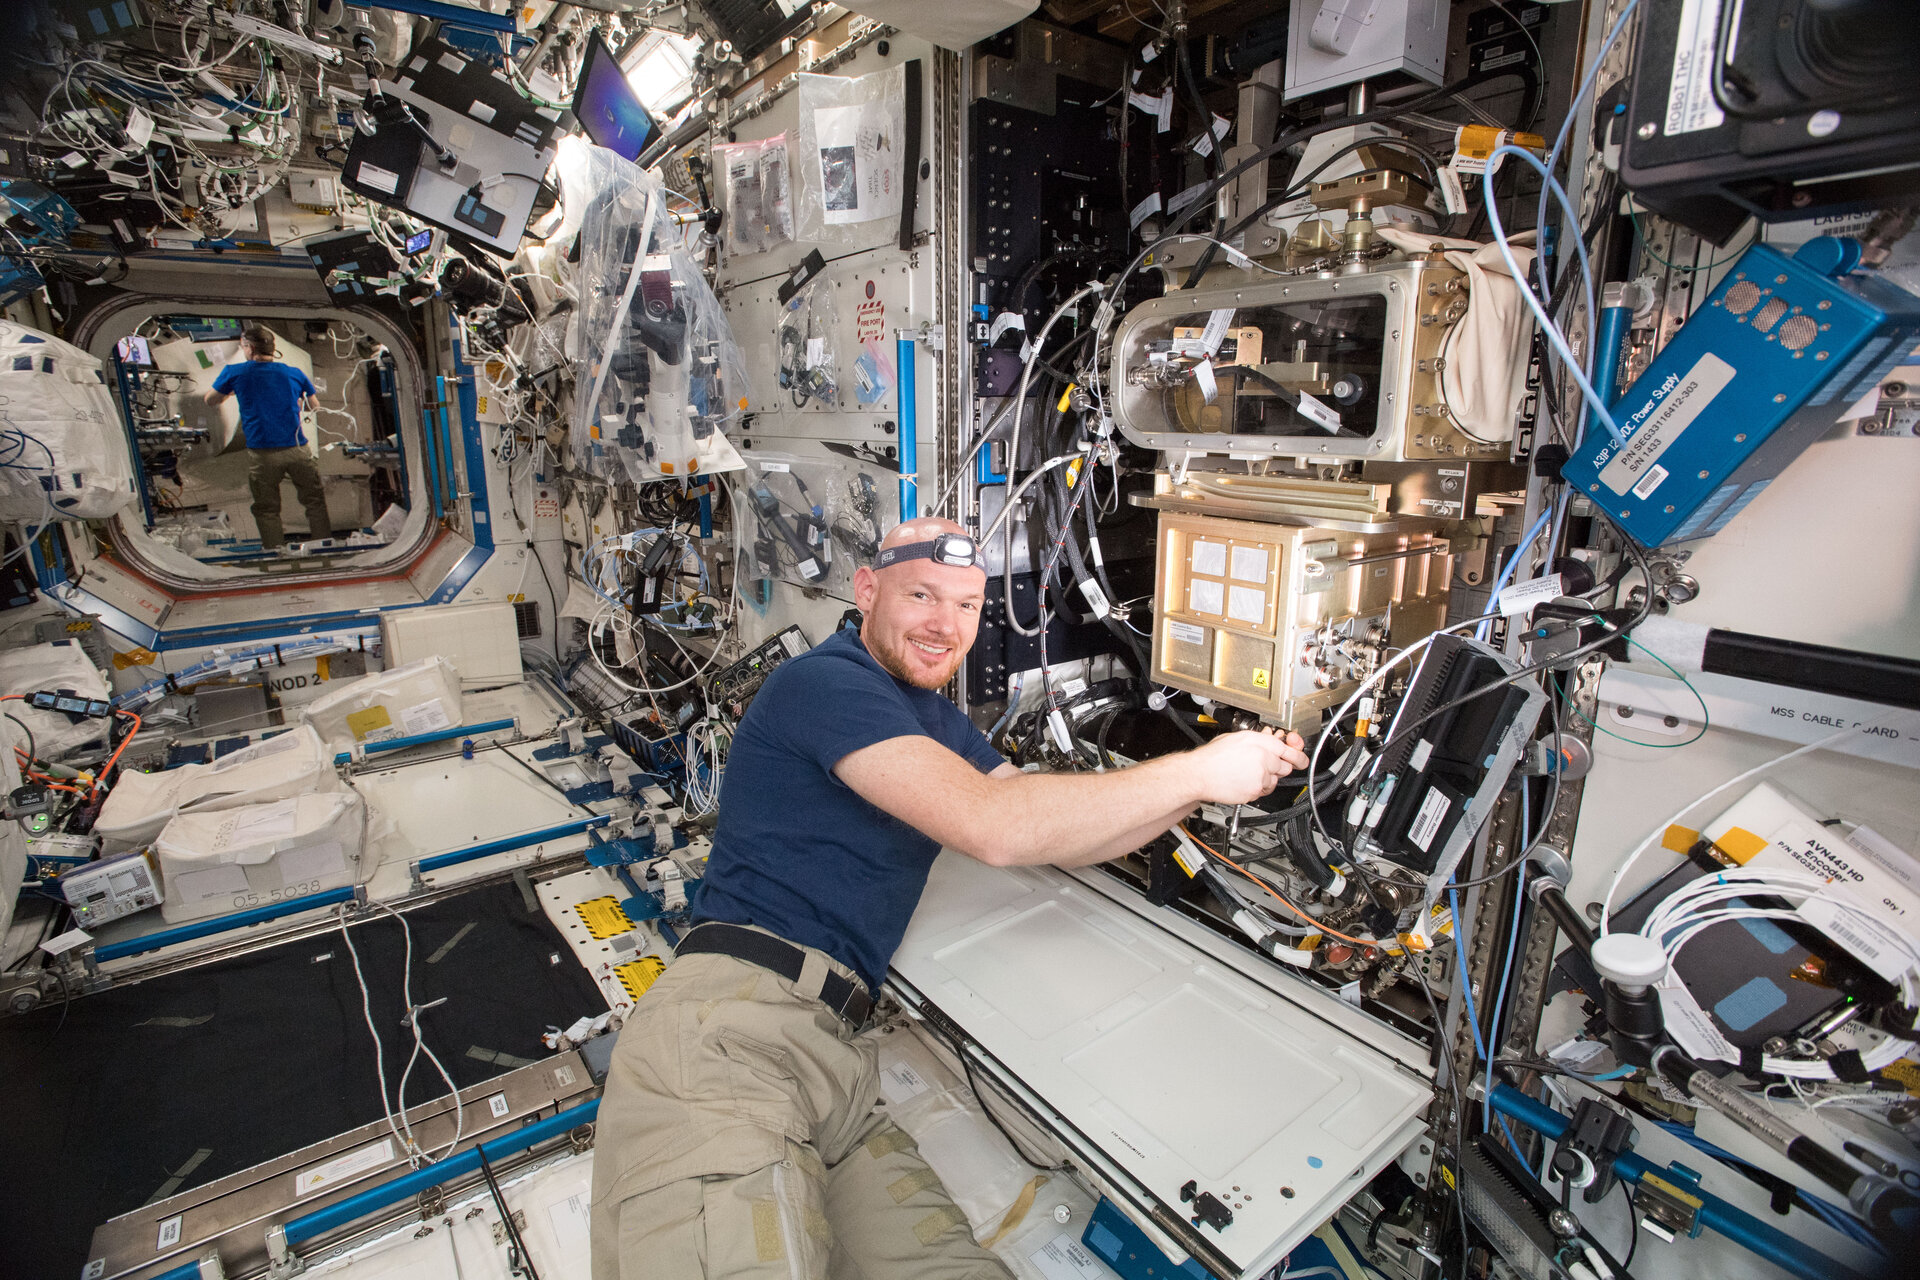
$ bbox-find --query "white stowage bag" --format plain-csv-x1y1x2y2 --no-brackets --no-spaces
153,789,367,924
0,639,113,761
299,654,463,752
1378,227,1540,444
0,321,138,521
95,724,346,854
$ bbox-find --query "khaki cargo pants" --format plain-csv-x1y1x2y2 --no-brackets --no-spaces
248,446,332,548
590,930,1013,1280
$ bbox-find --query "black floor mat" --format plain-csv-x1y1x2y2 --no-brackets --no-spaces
0,881,606,1280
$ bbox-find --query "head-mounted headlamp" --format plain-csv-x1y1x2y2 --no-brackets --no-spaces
873,532,979,571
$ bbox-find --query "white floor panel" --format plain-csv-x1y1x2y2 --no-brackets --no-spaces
893,853,1435,1279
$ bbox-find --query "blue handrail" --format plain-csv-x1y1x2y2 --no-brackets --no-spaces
414,815,610,875
283,1100,599,1245
92,886,361,964
336,717,518,765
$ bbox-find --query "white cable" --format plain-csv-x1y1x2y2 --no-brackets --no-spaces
1597,721,1877,935
336,902,467,1166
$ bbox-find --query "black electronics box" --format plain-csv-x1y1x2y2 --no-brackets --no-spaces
1620,0,1920,243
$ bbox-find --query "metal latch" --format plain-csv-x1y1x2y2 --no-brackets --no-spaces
1635,1165,1706,1242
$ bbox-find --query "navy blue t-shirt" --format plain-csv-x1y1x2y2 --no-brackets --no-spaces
694,629,1005,994
212,359,316,450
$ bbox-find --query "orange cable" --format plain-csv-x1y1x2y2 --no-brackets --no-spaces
1179,824,1376,946
88,709,141,800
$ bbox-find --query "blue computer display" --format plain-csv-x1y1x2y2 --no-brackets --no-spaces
574,31,658,162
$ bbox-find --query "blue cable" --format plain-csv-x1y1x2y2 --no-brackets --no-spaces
1649,1119,1886,1254
1476,506,1554,640
1451,886,1525,1157
1587,1064,1635,1081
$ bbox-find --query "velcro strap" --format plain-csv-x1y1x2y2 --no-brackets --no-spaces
1740,1044,1769,1079
1829,1048,1872,1084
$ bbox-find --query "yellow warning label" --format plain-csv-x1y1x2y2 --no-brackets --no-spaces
65,618,94,633
345,706,393,741
575,896,635,940
315,654,331,681
1251,667,1270,690
614,956,666,1000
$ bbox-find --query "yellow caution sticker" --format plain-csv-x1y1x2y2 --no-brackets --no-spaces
344,705,393,741
614,956,666,1000
315,654,332,681
575,896,635,940
1251,667,1270,690
1662,824,1701,854
1714,826,1769,865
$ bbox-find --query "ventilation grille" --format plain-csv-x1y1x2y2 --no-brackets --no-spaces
513,600,541,639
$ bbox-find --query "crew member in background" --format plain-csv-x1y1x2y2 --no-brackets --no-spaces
203,325,331,550
591,515,1309,1280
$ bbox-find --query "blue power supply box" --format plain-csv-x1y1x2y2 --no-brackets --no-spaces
1561,238,1920,547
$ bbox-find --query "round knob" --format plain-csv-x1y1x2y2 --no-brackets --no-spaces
1592,932,1667,991
1052,1204,1072,1225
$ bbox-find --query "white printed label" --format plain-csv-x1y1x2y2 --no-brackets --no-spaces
1497,573,1564,617
1598,352,1736,495
126,107,154,148
1230,544,1269,583
805,337,825,369
1189,578,1225,615
277,841,346,887
176,864,251,904
1657,973,1738,1063
1030,1233,1108,1280
295,1139,396,1196
1168,620,1206,647
1059,676,1090,699
1296,391,1342,433
1194,358,1218,405
1665,0,1727,137
1200,308,1236,357
356,162,400,195
1797,898,1912,983
1129,191,1162,230
400,699,453,737
156,1215,182,1249
1407,788,1452,852
1166,181,1210,215
42,927,92,956
1079,578,1112,619
1191,539,1228,577
1227,584,1266,624
488,1092,511,1118
759,460,792,473
879,1060,930,1103
1435,166,1467,215
1630,463,1669,501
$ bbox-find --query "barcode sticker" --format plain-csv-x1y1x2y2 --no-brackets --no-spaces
1407,788,1451,852
1798,897,1910,982
1195,359,1218,405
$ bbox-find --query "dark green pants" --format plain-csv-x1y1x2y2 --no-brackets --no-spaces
248,447,331,549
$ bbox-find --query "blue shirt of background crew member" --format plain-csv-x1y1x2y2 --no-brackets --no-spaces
694,627,1005,995
211,360,316,450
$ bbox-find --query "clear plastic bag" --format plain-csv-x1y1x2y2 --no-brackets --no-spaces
714,133,794,258
560,144,753,482
793,66,908,243
776,279,841,408
735,456,887,598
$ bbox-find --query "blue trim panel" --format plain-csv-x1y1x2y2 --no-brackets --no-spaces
92,886,359,964
450,324,494,550
284,1100,597,1246
415,815,611,874
338,717,518,763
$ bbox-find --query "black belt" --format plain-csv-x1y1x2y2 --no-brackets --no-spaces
677,922,873,1026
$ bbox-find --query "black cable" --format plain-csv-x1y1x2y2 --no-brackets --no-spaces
927,1017,1067,1171
5,712,38,770
477,1145,543,1280
1409,958,1474,1277
1617,1177,1638,1270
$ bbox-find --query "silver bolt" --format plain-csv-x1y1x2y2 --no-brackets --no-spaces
1637,122,1658,139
